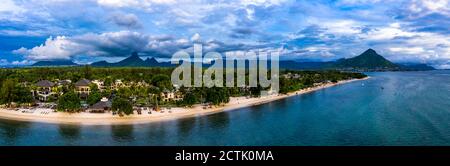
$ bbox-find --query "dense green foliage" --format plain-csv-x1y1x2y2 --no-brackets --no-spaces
87,91,102,105
0,67,367,110
112,98,133,115
279,70,366,94
0,67,173,84
181,91,197,106
205,87,230,105
0,78,33,106
57,92,81,112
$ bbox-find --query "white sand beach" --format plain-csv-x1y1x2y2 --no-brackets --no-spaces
0,77,369,125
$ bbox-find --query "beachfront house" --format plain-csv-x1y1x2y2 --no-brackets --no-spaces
136,81,149,87
283,73,301,79
88,97,112,113
112,79,124,90
92,80,105,91
35,80,56,102
161,90,183,102
75,79,91,99
57,79,71,87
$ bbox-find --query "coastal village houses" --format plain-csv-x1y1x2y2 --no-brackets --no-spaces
35,80,56,102
91,80,105,91
161,90,183,102
113,79,125,89
75,79,91,99
29,78,184,112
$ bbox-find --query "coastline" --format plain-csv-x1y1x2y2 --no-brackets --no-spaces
0,77,369,125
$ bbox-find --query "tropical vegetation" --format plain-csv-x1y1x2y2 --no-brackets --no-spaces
0,66,367,115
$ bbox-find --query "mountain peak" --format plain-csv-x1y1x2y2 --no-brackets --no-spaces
32,60,77,67
365,48,376,52
360,48,380,57
122,52,143,61
90,52,175,67
145,57,158,64
106,52,146,67
130,52,139,58
124,52,141,61
333,48,399,70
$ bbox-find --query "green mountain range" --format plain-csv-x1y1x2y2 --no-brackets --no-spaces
30,49,435,71
31,60,78,67
331,48,402,71
279,49,434,71
90,52,173,67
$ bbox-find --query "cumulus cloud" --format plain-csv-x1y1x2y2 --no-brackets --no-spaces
13,31,164,60
97,0,176,8
230,27,260,38
190,33,201,42
11,59,32,65
0,0,25,13
13,31,264,61
110,13,142,29
0,59,9,66
394,0,450,35
405,0,450,18
2,0,450,68
389,47,426,54
0,59,33,66
13,36,84,60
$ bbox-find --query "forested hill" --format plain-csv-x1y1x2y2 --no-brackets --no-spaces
31,60,78,67
90,52,174,67
332,49,400,70
30,49,435,71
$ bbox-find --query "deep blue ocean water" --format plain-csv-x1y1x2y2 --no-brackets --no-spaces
0,71,449,146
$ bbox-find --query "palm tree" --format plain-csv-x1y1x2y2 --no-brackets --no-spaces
148,86,161,111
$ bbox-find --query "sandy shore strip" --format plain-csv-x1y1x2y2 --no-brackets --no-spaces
0,77,369,125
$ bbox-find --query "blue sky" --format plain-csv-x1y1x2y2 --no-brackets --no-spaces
0,0,449,68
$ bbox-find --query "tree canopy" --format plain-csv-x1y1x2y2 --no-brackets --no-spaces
87,91,102,105
0,79,33,106
0,67,367,109
112,97,133,116
57,91,81,112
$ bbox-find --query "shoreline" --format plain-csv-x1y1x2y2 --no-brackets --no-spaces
0,77,369,125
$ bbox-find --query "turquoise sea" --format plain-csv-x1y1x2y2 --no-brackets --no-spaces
0,71,449,145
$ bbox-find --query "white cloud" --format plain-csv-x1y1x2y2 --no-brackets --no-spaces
308,19,362,35
13,31,209,61
13,36,84,60
97,0,176,8
97,0,287,9
2,0,450,68
12,30,270,62
361,23,416,41
240,0,287,7
407,0,450,17
0,59,9,66
11,60,32,65
0,59,33,66
389,47,426,54
0,29,43,37
110,13,142,29
0,0,25,13
337,0,387,5
191,33,201,42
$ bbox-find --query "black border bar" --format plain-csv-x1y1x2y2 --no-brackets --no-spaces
0,146,449,163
